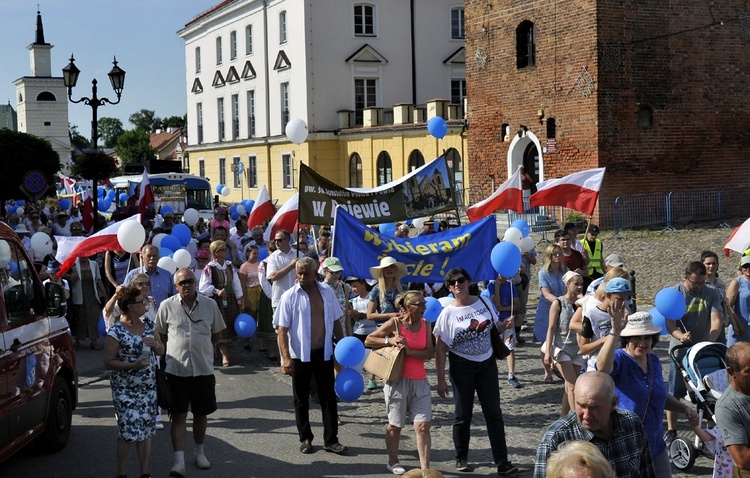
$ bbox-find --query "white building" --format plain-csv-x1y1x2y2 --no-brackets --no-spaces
13,10,73,170
179,0,465,202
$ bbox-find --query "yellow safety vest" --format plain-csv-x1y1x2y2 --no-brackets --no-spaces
583,239,603,275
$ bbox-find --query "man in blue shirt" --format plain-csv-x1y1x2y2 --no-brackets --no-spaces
124,244,176,308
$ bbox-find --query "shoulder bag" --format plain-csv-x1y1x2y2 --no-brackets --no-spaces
153,353,173,417
478,296,511,360
363,318,405,382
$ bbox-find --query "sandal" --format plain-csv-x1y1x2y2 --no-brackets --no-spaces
544,376,554,384
223,360,230,367
386,463,406,475
300,441,313,454
323,442,348,454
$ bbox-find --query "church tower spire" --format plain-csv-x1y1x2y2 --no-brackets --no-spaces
29,8,53,77
34,8,49,45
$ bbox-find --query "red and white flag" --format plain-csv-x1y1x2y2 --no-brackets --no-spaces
263,194,299,242
59,174,76,195
137,168,155,215
724,217,750,256
466,168,524,221
58,215,141,277
529,167,606,216
248,185,275,229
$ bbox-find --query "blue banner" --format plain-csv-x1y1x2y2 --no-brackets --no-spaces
331,207,497,283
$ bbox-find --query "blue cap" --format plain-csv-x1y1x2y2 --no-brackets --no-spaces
605,277,631,293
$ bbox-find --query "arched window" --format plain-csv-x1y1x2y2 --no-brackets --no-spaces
376,151,392,186
349,153,363,187
36,91,56,101
638,106,653,129
516,21,536,68
408,150,425,172
445,148,463,190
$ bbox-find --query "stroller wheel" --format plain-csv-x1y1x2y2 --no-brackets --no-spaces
670,436,696,470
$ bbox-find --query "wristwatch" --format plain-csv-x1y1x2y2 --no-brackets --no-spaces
385,336,390,345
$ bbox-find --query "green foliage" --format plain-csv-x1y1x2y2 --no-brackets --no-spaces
98,117,125,148
0,129,62,200
70,151,119,181
162,115,186,130
69,123,90,150
116,129,156,164
565,212,585,223
128,109,162,133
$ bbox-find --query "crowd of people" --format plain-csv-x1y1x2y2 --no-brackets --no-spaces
10,198,750,478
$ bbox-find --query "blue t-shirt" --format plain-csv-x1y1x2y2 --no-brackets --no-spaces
482,280,518,321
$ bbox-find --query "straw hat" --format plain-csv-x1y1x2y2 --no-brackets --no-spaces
621,311,662,337
369,256,408,280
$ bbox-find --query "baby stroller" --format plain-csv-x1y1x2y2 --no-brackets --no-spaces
668,341,728,471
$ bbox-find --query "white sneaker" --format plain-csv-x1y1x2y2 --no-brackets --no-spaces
169,462,185,478
155,422,164,430
195,454,211,470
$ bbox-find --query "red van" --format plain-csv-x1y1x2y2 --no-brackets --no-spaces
0,222,77,463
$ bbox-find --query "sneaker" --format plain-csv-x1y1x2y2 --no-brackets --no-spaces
195,454,211,470
664,429,678,447
508,374,522,388
497,461,519,475
456,458,473,472
169,463,185,478
367,379,378,390
520,323,528,331
155,422,164,430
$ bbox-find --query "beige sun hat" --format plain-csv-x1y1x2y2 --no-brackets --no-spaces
620,311,662,337
369,256,408,280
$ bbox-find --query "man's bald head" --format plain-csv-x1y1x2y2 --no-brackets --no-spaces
575,371,616,402
574,372,618,438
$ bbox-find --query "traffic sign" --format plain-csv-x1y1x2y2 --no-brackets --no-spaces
22,170,47,194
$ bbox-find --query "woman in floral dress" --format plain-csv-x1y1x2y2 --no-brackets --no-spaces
104,286,164,478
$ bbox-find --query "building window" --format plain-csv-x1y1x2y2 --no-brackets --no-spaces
638,107,652,129
279,11,287,44
349,153,363,187
231,94,240,140
219,157,227,185
245,25,253,55
216,36,223,65
195,47,201,73
230,31,237,60
376,152,392,186
451,7,465,39
354,78,377,126
516,21,536,68
451,79,466,116
199,159,205,178
546,118,556,138
247,90,256,138
247,155,257,188
354,4,375,36
501,123,510,142
408,150,425,172
196,103,204,144
217,98,225,141
445,147,463,190
232,156,242,188
282,153,293,189
280,82,290,131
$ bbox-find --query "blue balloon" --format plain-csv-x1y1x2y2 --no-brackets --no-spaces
97,187,105,198
334,336,366,368
257,247,269,262
427,116,448,139
159,247,174,258
9,261,19,275
334,367,364,402
58,198,70,210
98,199,111,212
490,242,522,277
119,193,129,203
15,200,24,207
7,205,16,215
172,224,192,247
160,205,174,216
379,223,397,236
511,219,531,237
234,313,256,338
107,189,116,201
160,235,181,253
655,287,686,320
98,317,107,337
216,183,225,194
229,205,238,216
423,296,443,323
244,199,255,211
649,308,668,335
230,212,240,221
480,288,491,298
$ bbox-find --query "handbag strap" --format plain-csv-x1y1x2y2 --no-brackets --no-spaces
477,296,499,328
641,356,653,422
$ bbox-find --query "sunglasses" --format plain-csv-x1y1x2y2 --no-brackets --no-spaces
409,302,427,307
449,277,467,286
274,238,288,243
136,281,151,287
178,278,196,286
133,299,145,305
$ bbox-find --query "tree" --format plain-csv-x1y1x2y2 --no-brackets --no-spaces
98,117,125,148
69,123,90,150
128,109,162,133
116,129,156,164
0,130,62,206
162,115,187,130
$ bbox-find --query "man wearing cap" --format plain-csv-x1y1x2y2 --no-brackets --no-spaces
664,261,723,446
43,260,70,300
585,253,628,296
321,256,352,336
418,218,435,237
191,250,211,275
715,342,750,474
582,225,603,281
14,224,32,252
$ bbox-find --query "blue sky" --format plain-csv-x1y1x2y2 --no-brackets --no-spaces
1,1,216,135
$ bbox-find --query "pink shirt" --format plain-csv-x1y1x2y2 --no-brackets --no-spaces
398,319,428,380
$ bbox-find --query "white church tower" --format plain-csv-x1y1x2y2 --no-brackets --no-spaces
14,9,72,170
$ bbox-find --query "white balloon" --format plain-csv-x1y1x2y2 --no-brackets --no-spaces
16,207,24,216
236,205,246,215
221,186,230,197
157,256,177,274
0,241,9,267
503,227,524,246
438,296,455,308
412,217,425,230
183,208,199,226
520,236,535,253
117,220,146,254
285,118,309,144
173,249,192,269
151,233,167,248
30,232,53,256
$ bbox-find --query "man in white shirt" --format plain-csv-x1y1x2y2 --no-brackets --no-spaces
274,256,347,455
266,229,299,311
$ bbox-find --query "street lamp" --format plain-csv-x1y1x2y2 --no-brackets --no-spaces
63,54,126,231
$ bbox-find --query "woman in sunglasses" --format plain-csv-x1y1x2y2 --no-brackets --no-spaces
725,256,750,346
433,268,518,475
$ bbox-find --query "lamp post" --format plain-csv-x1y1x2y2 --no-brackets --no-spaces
62,54,126,232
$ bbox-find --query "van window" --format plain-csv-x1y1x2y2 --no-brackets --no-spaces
0,239,43,326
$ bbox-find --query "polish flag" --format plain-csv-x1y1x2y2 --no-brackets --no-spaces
724,218,750,256
263,194,299,242
58,215,142,277
137,168,155,216
248,185,275,229
60,174,76,195
529,167,606,216
466,168,524,221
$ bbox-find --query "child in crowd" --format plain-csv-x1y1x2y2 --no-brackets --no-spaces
483,275,521,388
689,412,735,478
348,277,378,390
